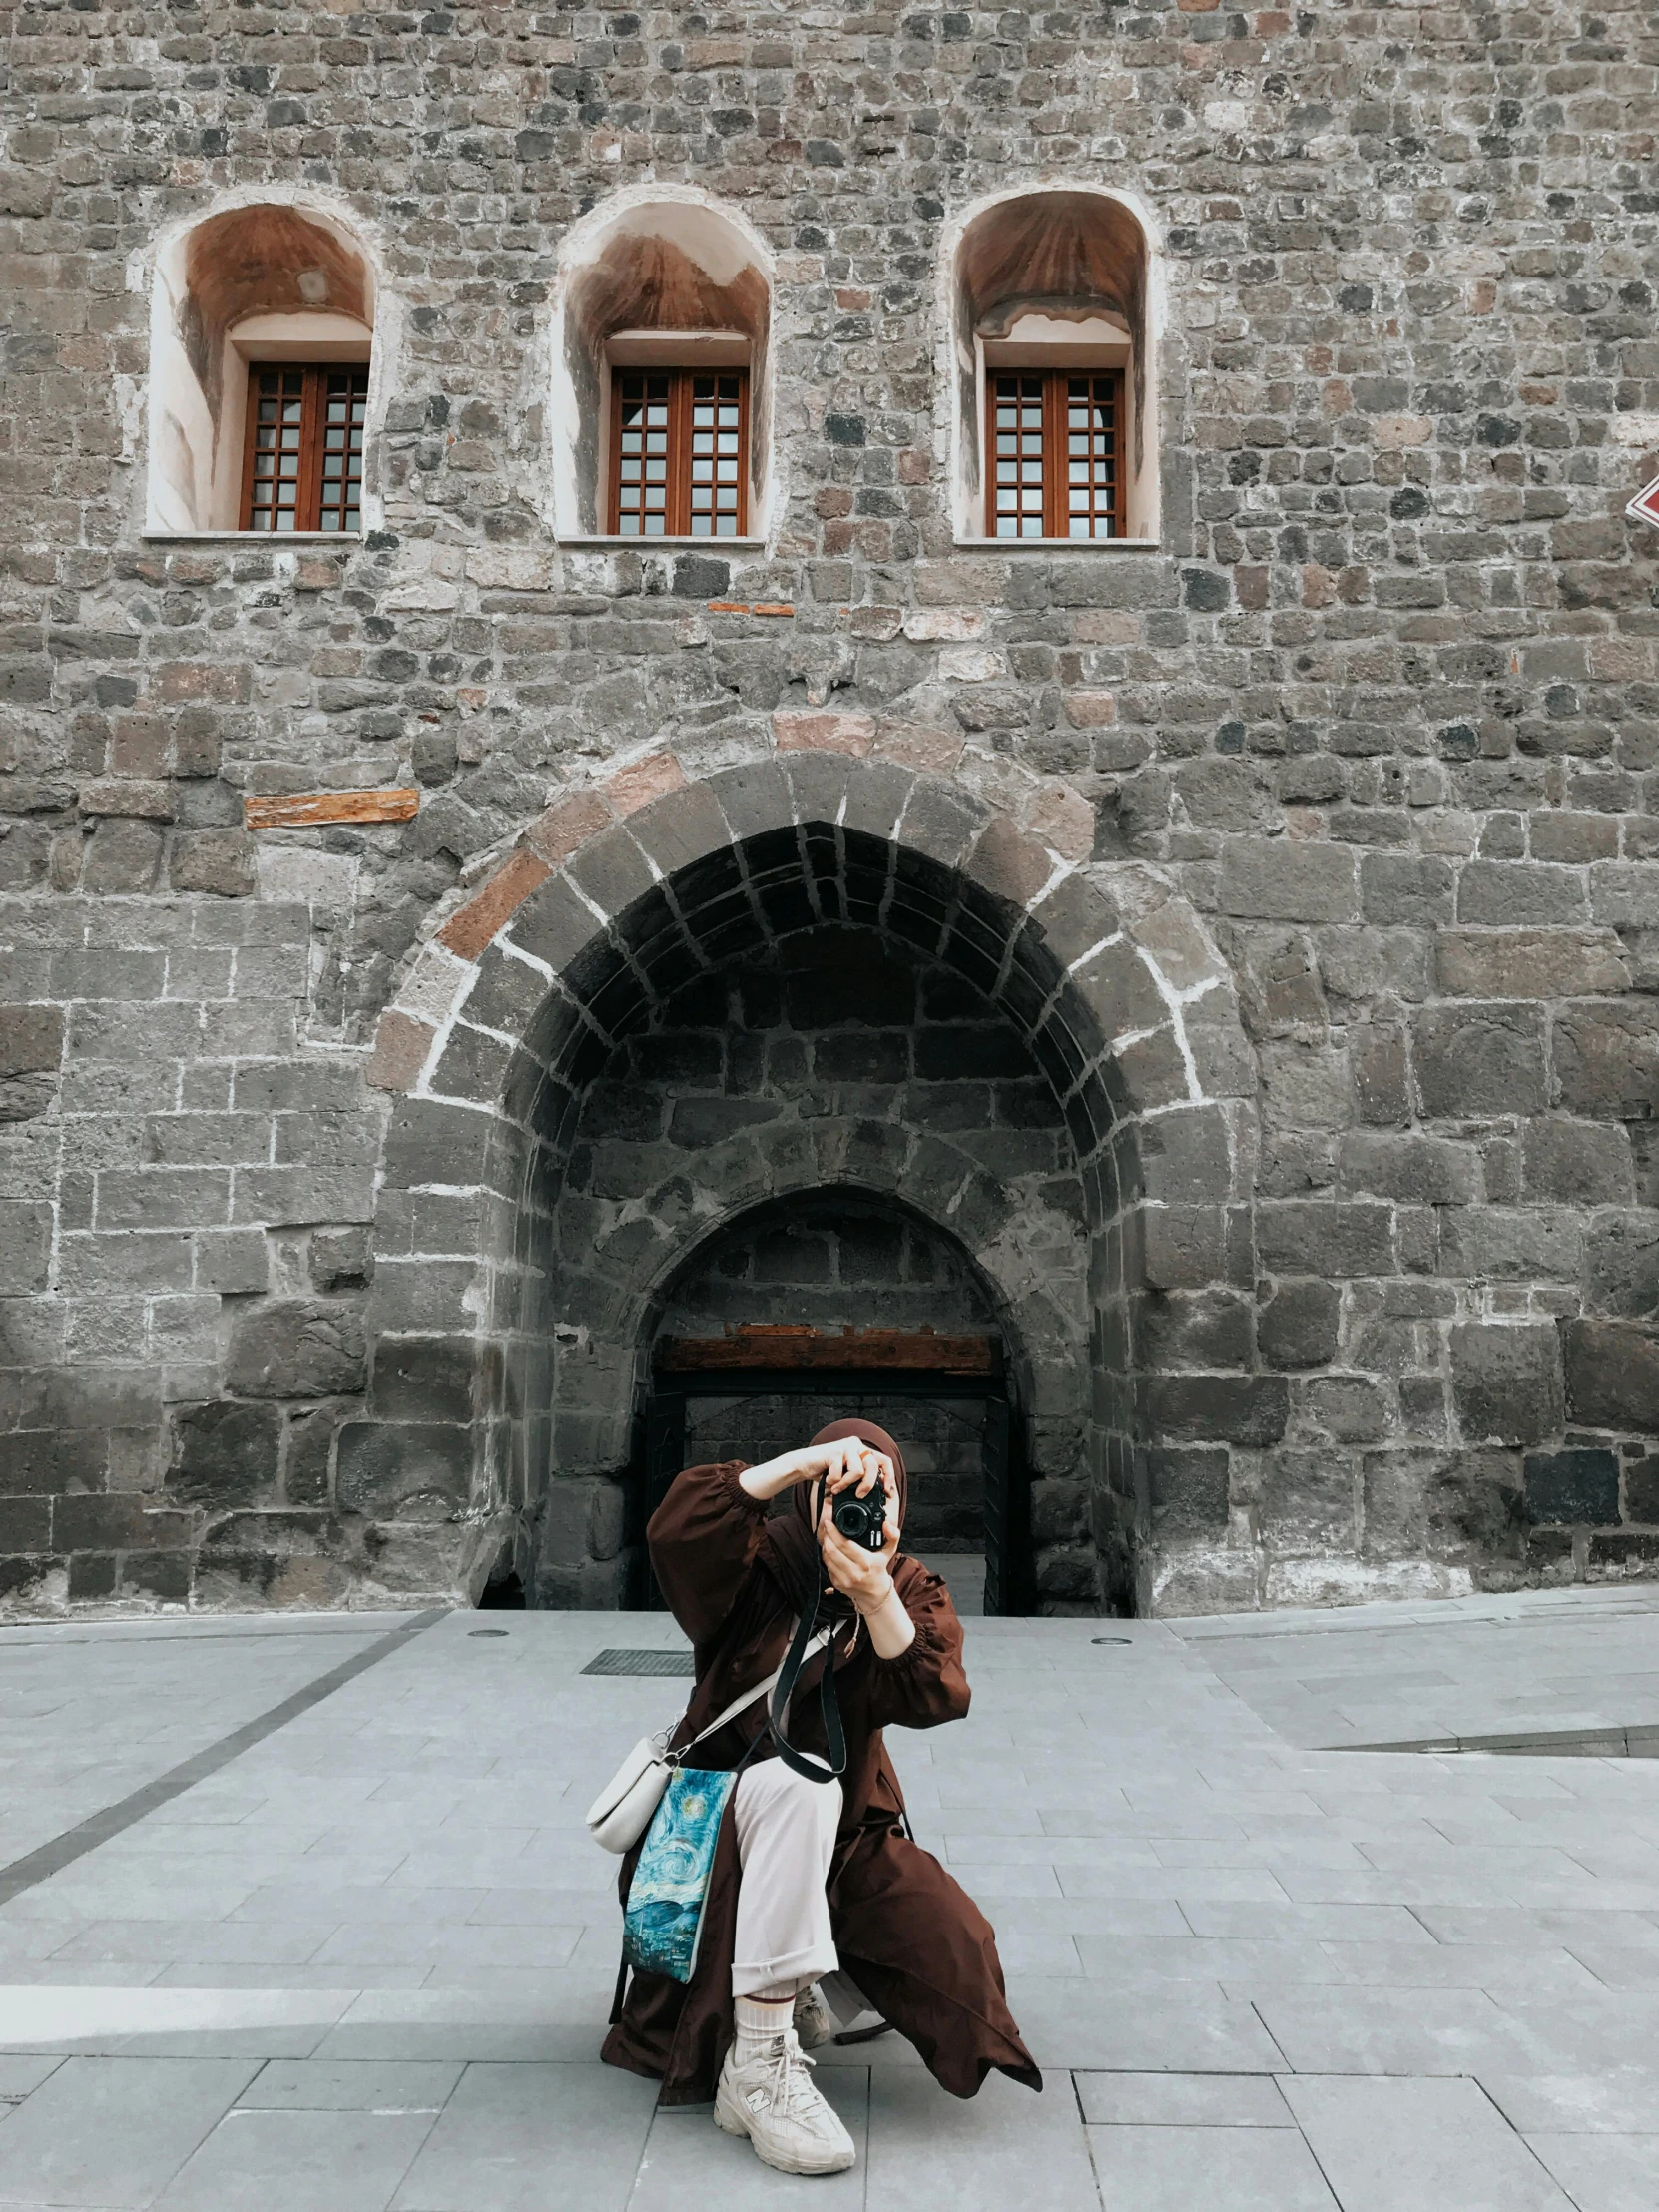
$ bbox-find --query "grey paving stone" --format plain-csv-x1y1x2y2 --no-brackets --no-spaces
1280,2076,1575,2211
866,2064,1096,2211
994,1933,1086,1975
0,1624,392,1869
1177,1902,1432,1943
1074,2071,1294,2126
1524,2132,1659,2211
627,2070,867,2208
1558,1938,1659,1989
154,2107,438,2211
390,2061,658,2211
307,1924,584,1970
1085,2121,1338,2211
1319,1940,1602,1994
229,1886,487,1926
236,2060,464,2110
150,1964,431,1992
48,1920,337,1966
1479,2069,1659,2134
1255,1984,1562,2076
1060,1864,1292,1902
1005,1977,1285,2071
987,1895,1193,1938
1073,1935,1345,1985
0,2055,257,2207
0,2055,62,2102
308,1981,622,2064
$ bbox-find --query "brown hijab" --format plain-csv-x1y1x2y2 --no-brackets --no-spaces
770,1417,908,1619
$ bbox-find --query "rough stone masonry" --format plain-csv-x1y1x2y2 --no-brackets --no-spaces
4,0,1659,1618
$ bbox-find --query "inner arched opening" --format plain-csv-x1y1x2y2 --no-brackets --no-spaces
648,1188,1014,1616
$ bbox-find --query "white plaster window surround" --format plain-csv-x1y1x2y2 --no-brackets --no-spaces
141,189,391,538
941,183,1165,548
547,185,779,547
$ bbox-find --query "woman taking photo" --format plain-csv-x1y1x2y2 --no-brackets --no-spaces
601,1418,1041,2177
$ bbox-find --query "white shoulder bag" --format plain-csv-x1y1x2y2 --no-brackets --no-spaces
585,1630,830,1854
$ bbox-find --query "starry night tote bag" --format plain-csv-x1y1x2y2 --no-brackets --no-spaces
621,1764,738,1984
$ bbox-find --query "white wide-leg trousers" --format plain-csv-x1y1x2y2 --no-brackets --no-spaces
730,1759,842,1998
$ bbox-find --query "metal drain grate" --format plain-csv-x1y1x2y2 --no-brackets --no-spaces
581,1648,696,1678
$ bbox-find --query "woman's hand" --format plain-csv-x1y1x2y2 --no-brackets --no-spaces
817,1466,915,1658
816,1459,900,1616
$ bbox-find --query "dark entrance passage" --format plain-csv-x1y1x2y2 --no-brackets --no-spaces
641,1326,1027,1615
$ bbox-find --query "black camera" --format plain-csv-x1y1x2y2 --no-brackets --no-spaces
830,1487,888,1551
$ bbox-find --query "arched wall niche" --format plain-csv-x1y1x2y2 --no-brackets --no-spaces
548,185,776,541
145,193,380,534
639,1184,1057,1605
943,184,1163,543
363,751,1258,1620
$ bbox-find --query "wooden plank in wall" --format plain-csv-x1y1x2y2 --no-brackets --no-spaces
655,1326,1001,1376
245,789,420,830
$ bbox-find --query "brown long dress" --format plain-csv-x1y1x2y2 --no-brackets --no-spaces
599,1457,1042,2105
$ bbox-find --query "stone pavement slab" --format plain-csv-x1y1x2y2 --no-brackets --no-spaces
0,2055,257,2206
1074,2071,1296,2127
627,2072,868,2210
154,2106,439,2212
868,2065,1098,2211
1278,2075,1573,2211
0,1619,395,1870
1085,2119,1339,2212
1,1591,1658,2207
388,2061,658,2211
1524,2131,1659,2212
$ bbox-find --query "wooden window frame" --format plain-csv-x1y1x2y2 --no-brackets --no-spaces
607,364,750,539
239,362,368,534
983,365,1126,541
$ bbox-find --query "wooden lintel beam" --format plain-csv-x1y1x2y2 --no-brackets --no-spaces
655,1328,1000,1376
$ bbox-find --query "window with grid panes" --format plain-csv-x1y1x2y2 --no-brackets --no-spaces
986,368,1124,539
610,367,748,536
240,364,368,532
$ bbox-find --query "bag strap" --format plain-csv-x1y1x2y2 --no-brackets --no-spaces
768,1478,847,1785
668,1629,830,1764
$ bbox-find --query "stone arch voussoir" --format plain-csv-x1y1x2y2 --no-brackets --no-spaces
368,747,1251,1137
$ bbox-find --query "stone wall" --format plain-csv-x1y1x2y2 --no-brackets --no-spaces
4,1,1659,1616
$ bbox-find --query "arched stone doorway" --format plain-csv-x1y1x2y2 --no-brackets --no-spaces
363,749,1259,1617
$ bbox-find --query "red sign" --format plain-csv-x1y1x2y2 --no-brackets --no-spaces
1627,473,1659,530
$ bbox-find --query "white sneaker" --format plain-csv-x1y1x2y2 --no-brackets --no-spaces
793,1982,834,2050
714,2028,856,2175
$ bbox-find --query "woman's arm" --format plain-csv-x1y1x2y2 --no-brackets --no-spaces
646,1462,771,1646
739,1436,886,1505
650,1439,893,1646
862,1560,972,1731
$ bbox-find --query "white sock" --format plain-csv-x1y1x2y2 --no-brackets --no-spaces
734,1990,795,2059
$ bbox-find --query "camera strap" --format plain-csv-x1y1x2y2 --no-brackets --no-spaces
767,1477,847,1785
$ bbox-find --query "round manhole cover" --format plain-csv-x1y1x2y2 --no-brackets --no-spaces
1092,1636,1132,1645
469,1629,511,1639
